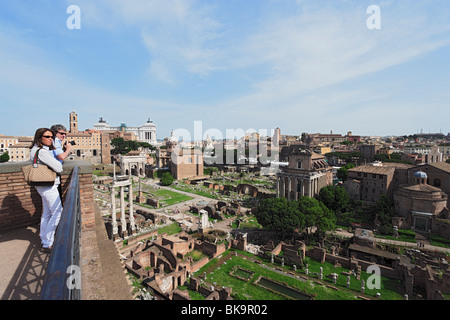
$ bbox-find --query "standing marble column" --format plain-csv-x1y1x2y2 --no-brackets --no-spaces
287,177,292,201
294,179,299,201
111,186,118,238
120,186,127,236
314,177,318,197
276,176,280,197
129,183,136,233
312,178,316,197
308,180,312,198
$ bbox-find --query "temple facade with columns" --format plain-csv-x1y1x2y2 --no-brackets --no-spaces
276,145,333,200
110,164,136,239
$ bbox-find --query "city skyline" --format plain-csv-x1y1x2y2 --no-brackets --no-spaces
1,1,449,139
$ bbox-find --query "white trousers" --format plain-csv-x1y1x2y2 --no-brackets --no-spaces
35,184,63,248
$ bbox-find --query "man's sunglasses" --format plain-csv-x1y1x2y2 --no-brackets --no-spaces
58,131,67,135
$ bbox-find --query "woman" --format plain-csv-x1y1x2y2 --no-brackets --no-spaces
30,128,63,252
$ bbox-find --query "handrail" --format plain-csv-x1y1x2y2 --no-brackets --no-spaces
40,166,81,300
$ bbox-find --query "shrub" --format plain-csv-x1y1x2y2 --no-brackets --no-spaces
160,172,174,186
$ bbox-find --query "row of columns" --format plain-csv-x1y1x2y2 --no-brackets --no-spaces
111,180,136,239
276,174,321,200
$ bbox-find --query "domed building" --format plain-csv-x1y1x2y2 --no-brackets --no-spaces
166,129,178,151
413,170,428,182
393,170,449,234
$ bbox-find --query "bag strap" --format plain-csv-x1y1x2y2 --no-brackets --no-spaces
33,148,42,167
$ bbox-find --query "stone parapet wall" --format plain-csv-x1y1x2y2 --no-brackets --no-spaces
0,160,94,231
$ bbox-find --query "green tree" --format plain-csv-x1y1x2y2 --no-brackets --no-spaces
111,138,129,155
317,185,349,215
137,142,156,151
336,167,348,181
128,140,139,151
374,195,397,235
336,163,355,181
0,152,9,163
325,151,362,162
254,196,336,242
297,197,319,232
315,202,336,244
253,197,302,240
374,153,413,165
296,196,336,243
111,138,155,155
340,140,354,146
160,172,174,186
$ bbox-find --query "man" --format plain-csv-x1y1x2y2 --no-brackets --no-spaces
50,124,72,163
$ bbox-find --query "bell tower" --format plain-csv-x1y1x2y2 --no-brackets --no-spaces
69,111,78,133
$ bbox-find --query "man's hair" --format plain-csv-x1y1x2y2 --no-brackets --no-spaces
50,124,67,135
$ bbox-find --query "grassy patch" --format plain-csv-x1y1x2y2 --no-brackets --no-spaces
429,235,450,248
230,266,254,280
152,189,193,206
196,252,292,300
171,184,220,200
194,250,404,300
185,249,207,262
302,257,403,300
92,170,110,177
178,284,205,300
375,229,417,243
195,251,349,300
238,216,262,229
157,222,182,235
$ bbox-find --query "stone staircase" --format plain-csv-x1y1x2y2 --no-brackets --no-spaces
415,232,430,246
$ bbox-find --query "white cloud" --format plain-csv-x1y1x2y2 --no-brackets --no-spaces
148,60,175,85
76,1,450,92
0,29,177,136
76,0,224,83
205,1,450,125
246,5,448,92
2,1,450,137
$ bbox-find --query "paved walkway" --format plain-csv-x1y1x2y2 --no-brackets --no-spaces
0,225,47,300
332,230,450,254
0,203,133,300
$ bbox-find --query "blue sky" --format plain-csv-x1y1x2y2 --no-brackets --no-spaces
0,0,449,139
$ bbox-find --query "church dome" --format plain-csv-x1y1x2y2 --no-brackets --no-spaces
413,170,427,179
168,129,177,142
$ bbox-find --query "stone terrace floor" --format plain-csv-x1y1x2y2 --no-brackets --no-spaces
0,204,133,300
0,225,47,300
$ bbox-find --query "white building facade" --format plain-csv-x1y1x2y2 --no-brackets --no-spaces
93,117,158,146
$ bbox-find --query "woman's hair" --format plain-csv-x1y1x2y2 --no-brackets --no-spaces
31,128,56,150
